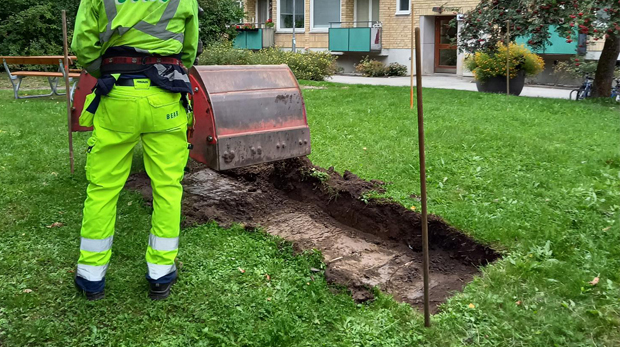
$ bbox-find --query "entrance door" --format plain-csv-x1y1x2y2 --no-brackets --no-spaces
355,0,379,26
256,0,271,24
434,16,457,73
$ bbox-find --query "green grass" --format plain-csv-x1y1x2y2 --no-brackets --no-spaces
0,83,618,346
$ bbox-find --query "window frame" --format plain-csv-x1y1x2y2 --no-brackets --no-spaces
396,0,411,15
310,0,341,32
277,0,306,33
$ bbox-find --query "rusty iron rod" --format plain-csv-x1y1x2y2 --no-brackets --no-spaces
62,10,74,174
506,20,510,96
410,0,415,109
414,27,431,328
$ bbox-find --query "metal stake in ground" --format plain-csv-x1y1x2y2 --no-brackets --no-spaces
506,19,510,96
414,27,431,328
62,10,74,174
410,0,415,109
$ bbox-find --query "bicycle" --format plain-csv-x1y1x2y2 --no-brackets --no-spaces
570,74,593,100
611,78,620,102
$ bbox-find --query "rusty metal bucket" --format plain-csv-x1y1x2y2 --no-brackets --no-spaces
189,65,311,170
70,65,311,171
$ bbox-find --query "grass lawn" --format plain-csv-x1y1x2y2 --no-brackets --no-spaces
0,83,618,346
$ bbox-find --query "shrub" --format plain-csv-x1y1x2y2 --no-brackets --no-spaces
464,43,545,82
355,58,407,77
199,41,253,65
355,57,387,77
386,62,408,77
199,43,338,81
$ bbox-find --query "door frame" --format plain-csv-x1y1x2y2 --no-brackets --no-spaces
434,16,457,73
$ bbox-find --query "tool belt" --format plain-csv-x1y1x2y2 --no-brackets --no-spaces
102,56,183,67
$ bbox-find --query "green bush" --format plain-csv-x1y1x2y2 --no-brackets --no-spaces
199,42,338,81
0,0,242,59
355,58,407,77
355,57,387,77
386,62,408,77
199,41,253,65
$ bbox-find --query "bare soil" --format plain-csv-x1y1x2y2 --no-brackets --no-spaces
126,158,499,311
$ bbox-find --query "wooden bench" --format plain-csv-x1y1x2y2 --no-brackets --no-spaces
1,56,81,100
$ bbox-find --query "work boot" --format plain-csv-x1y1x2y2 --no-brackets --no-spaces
74,277,105,301
149,277,177,301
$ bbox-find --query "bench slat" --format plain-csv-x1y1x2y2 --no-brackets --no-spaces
11,71,81,78
1,56,78,65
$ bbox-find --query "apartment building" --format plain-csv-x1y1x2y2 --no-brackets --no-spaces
238,0,610,80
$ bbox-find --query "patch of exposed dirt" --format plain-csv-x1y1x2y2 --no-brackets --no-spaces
126,158,499,311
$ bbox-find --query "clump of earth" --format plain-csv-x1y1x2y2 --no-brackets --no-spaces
126,157,498,311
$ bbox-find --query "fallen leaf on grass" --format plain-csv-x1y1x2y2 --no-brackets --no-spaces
589,277,599,286
23,289,32,293
468,303,475,309
46,222,64,228
602,226,611,232
128,201,133,206
238,267,245,273
310,267,321,273
265,274,271,281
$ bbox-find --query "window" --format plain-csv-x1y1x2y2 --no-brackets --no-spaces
312,0,341,31
396,0,410,15
278,0,305,31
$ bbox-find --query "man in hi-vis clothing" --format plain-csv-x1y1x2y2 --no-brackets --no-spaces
72,0,199,300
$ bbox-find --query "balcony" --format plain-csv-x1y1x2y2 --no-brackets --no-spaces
232,24,275,50
328,22,382,52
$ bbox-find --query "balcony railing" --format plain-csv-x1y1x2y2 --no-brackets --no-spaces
328,21,382,52
232,23,275,50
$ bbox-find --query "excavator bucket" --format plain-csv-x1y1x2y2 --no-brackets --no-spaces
188,65,311,171
70,65,311,171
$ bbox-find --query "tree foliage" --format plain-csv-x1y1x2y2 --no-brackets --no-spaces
197,0,245,45
0,0,243,56
459,0,620,96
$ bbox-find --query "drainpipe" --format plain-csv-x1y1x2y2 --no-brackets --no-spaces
292,0,297,52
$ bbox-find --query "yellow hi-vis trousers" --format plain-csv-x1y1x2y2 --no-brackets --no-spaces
76,79,188,292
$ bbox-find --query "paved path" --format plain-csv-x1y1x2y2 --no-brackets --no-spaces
328,74,572,100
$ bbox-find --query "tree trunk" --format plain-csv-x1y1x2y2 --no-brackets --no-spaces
592,34,620,98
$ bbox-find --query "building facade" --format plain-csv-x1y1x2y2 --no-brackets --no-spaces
239,0,610,80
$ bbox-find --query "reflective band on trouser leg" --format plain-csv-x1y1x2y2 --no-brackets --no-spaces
149,234,179,252
81,236,114,253
77,249,112,281
77,263,110,282
147,262,177,280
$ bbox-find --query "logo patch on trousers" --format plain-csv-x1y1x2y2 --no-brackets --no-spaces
166,111,179,120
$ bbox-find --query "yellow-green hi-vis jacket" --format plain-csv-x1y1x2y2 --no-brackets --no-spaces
72,0,199,77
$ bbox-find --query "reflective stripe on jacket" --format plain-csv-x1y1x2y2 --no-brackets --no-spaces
72,0,199,77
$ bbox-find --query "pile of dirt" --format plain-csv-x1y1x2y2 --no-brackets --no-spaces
126,158,499,310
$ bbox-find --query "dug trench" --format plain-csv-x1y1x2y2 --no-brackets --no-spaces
126,158,499,311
